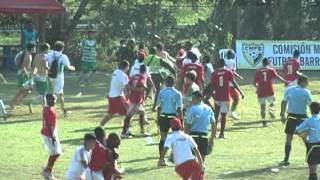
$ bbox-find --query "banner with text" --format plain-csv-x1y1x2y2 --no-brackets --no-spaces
236,40,320,70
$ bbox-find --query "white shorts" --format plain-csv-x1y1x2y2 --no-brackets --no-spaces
85,168,104,180
215,101,230,113
42,135,62,155
258,96,276,105
50,75,64,95
127,103,144,116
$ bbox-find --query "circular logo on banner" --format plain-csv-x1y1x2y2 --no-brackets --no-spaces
242,43,264,67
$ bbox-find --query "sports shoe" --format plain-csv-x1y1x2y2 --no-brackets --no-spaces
76,92,82,97
279,160,290,166
230,112,240,120
42,169,56,180
262,120,267,127
157,160,168,167
121,133,133,139
269,108,276,119
219,134,225,139
63,109,71,117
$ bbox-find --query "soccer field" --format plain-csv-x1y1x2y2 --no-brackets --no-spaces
0,70,319,180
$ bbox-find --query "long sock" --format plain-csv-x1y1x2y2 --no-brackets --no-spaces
220,117,226,136
139,113,145,133
45,154,59,173
309,173,317,180
122,116,131,134
159,140,165,156
284,145,291,162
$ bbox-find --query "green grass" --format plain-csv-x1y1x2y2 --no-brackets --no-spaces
0,70,319,180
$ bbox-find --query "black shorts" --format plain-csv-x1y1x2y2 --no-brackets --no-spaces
285,114,307,134
307,143,320,165
158,114,176,133
190,132,208,156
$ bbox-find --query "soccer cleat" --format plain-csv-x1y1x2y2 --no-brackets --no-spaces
262,120,267,127
121,133,133,139
230,112,240,120
279,160,290,166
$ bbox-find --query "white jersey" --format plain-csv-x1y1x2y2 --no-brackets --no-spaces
164,131,197,165
129,61,151,78
66,145,92,180
108,69,129,98
225,58,236,71
47,51,71,79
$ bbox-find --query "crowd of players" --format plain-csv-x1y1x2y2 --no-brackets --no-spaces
1,31,320,180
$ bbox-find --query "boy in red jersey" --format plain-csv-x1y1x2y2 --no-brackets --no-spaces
283,50,302,87
211,58,244,138
121,65,154,138
182,51,204,89
255,58,286,127
41,94,62,180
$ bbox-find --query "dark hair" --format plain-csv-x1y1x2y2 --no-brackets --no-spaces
138,43,144,50
140,65,147,73
262,58,269,66
293,49,300,58
298,75,308,85
84,133,96,141
185,71,196,82
149,47,156,54
185,41,193,51
156,42,164,51
40,43,50,52
192,91,203,100
94,127,105,144
165,76,175,87
218,58,226,67
310,102,320,114
26,42,36,51
54,41,65,51
226,50,235,59
203,55,210,63
46,94,55,106
171,127,180,131
107,133,121,148
120,39,126,45
187,51,197,62
118,60,129,69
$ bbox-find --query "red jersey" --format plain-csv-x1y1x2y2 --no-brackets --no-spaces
255,67,278,98
89,142,109,171
283,58,300,83
41,106,56,137
182,63,204,88
128,73,146,104
211,68,235,101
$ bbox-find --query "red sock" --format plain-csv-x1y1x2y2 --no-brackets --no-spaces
45,154,60,173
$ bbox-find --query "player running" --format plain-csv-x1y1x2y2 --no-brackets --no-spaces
254,58,286,127
283,49,302,87
211,58,244,138
41,94,62,180
33,43,50,106
10,42,36,112
48,41,75,117
100,61,130,127
121,65,154,138
185,91,215,162
224,50,243,120
279,75,312,166
157,76,183,158
295,102,320,180
158,118,204,180
182,51,204,89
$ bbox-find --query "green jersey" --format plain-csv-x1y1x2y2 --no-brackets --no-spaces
81,39,97,62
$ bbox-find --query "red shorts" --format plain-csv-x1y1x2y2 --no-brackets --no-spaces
175,160,203,180
108,96,130,115
230,87,240,100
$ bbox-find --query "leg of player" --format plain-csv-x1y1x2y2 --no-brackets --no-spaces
121,105,136,138
100,113,113,127
280,134,293,166
43,154,60,179
260,103,267,127
219,113,227,139
230,99,240,120
269,103,276,119
214,103,220,138
159,131,168,157
138,109,150,136
151,74,161,111
58,92,68,117
309,164,318,180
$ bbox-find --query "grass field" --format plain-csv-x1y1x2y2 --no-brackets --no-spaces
0,70,319,180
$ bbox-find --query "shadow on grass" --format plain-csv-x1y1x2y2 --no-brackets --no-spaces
218,166,306,179
232,119,281,126
225,126,265,132
68,105,105,111
120,156,158,164
72,126,123,133
60,137,83,145
123,166,160,174
0,118,39,125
